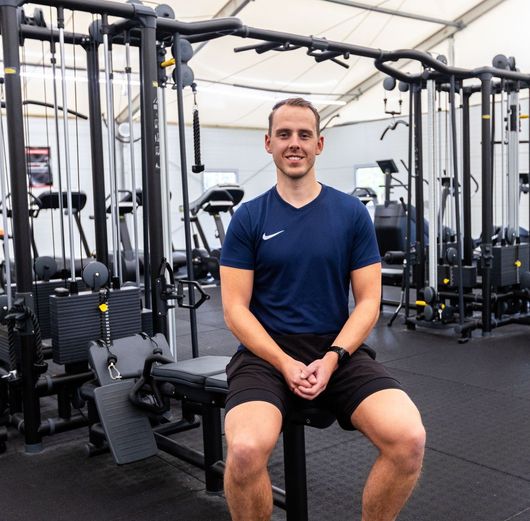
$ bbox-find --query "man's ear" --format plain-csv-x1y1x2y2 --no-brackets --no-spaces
264,133,272,154
316,135,324,155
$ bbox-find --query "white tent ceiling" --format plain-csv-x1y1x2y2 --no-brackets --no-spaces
5,0,528,130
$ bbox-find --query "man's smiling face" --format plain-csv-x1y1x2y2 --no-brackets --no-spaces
265,104,324,181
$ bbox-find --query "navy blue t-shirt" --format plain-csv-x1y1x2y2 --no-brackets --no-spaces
220,184,381,336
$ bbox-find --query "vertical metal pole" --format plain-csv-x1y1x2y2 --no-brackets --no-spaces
404,86,414,320
102,16,121,283
480,75,493,334
436,94,443,255
0,1,41,451
57,8,77,284
139,12,166,336
0,148,11,302
449,77,465,326
125,39,141,286
174,34,199,357
49,40,67,269
413,85,425,293
458,87,465,253
1,4,33,292
507,89,519,238
85,35,109,267
138,48,151,308
158,86,177,356
283,422,308,521
426,80,438,290
499,87,506,240
201,406,224,493
462,92,473,265
0,94,12,308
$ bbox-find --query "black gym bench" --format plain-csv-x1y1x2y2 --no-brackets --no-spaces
84,333,337,521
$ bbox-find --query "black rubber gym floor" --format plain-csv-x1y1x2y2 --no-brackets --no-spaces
1,285,530,521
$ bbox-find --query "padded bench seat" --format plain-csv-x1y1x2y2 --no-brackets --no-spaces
152,356,230,388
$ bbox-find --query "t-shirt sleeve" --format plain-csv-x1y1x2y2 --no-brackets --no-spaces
350,201,382,270
220,205,255,270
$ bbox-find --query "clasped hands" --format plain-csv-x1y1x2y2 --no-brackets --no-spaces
281,355,337,400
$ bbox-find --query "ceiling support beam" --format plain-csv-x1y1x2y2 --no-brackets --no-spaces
323,0,464,28
318,0,507,122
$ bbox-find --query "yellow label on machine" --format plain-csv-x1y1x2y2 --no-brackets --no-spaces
98,303,108,312
4,67,16,74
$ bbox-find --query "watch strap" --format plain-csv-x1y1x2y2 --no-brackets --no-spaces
326,346,350,366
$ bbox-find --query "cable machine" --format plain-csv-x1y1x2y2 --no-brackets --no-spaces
374,51,530,340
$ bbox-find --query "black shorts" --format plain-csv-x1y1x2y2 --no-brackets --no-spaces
225,332,403,430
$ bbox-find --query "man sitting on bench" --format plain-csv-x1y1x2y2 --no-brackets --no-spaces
220,98,425,521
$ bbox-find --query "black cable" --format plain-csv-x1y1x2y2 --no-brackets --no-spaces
98,289,112,351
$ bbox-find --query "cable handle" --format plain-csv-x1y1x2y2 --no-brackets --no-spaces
191,83,205,174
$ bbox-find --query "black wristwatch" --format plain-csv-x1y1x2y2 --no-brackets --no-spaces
326,346,350,366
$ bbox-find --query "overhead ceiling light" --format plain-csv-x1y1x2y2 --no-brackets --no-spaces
199,82,346,106
19,65,141,86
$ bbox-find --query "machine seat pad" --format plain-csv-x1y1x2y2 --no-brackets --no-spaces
288,404,336,429
152,356,230,386
204,372,228,394
94,379,157,465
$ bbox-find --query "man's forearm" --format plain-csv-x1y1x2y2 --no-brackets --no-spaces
224,305,290,370
332,298,380,354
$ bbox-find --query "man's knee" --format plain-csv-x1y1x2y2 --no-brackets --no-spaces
226,437,272,482
384,421,426,475
225,401,282,482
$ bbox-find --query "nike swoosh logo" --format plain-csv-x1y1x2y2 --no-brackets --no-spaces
262,230,285,241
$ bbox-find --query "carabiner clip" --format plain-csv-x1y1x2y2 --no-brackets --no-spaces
1,370,17,381
108,362,122,380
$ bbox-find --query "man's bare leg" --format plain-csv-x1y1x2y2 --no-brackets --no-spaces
224,401,283,521
352,389,426,521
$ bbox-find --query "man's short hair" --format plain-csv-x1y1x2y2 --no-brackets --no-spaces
268,98,320,135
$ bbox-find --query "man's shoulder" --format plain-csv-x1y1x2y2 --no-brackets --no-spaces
323,185,363,211
237,187,275,214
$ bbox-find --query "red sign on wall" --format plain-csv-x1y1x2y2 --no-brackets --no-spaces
26,146,52,187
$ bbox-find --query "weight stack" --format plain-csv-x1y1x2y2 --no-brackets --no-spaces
492,244,530,288
438,265,477,289
50,287,142,364
9,278,86,340
141,308,153,337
